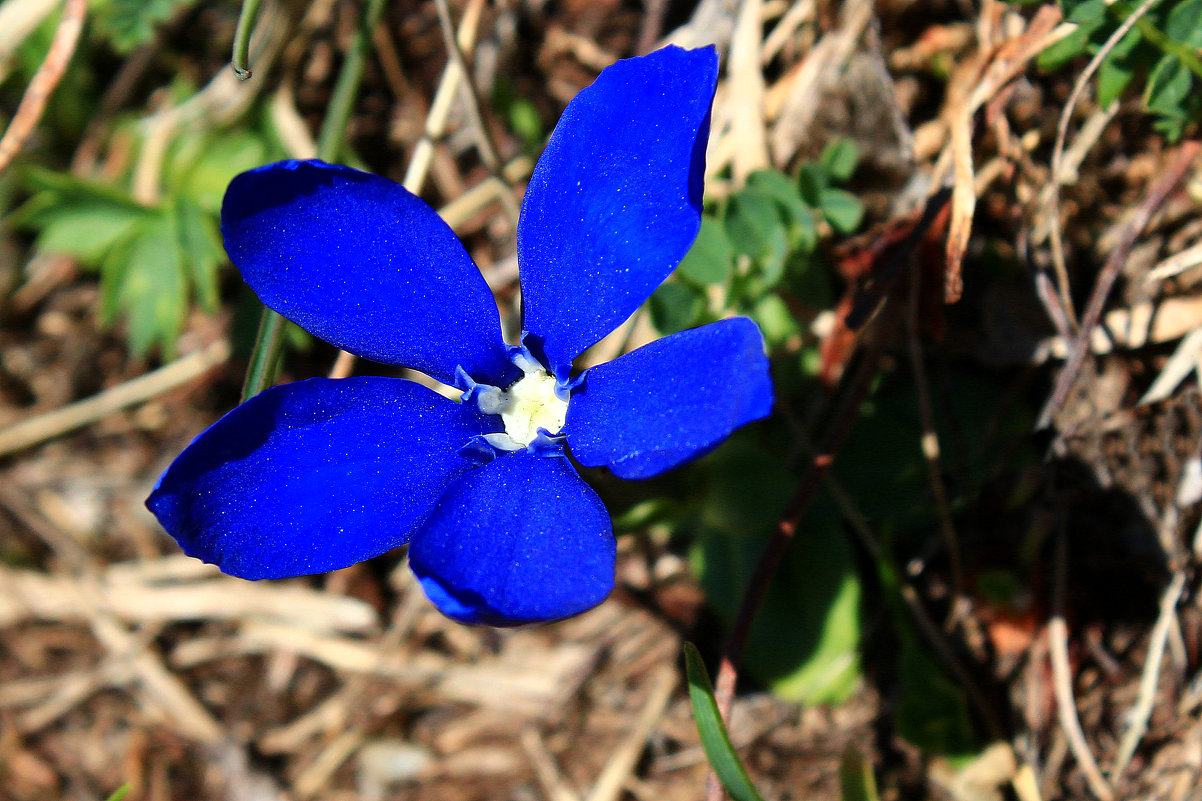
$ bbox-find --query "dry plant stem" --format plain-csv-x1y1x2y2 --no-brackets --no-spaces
1046,0,1161,331
1049,531,1114,801
0,339,231,458
1037,139,1202,429
329,0,489,380
0,0,87,174
905,269,964,607
432,0,520,224
1110,570,1187,779
585,666,677,801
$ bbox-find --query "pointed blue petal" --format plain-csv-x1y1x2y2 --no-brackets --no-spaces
147,377,495,579
517,46,718,373
408,451,614,626
565,318,773,479
222,160,513,386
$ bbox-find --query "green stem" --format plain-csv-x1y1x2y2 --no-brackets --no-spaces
239,0,387,399
241,310,286,402
316,0,389,161
231,0,263,80
1132,16,1202,81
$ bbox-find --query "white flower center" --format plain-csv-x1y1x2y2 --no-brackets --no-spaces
474,367,568,450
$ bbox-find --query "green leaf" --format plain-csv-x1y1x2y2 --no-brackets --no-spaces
93,0,199,53
797,162,829,207
1037,26,1091,71
174,197,224,312
726,189,789,289
896,640,980,758
820,139,860,182
103,784,131,801
819,187,865,234
171,129,269,214
839,745,881,801
649,280,703,335
746,169,818,252
749,294,801,348
1166,0,1202,48
1144,53,1192,127
30,199,149,266
693,439,862,705
1095,27,1142,108
105,212,188,356
682,643,767,801
678,217,734,286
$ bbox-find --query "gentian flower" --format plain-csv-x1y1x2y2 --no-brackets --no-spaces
146,45,773,626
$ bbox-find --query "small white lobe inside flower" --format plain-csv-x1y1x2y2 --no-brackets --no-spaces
476,365,568,450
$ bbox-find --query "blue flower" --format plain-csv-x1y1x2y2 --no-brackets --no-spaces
146,45,773,626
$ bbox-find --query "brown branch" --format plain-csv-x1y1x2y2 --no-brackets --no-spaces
0,0,87,174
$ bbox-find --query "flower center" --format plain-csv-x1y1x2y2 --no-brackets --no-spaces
473,364,568,450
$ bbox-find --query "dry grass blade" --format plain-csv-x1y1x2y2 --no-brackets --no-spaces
1111,571,1188,780
0,339,230,458
1045,0,1163,329
728,0,769,184
0,559,377,633
585,665,677,801
1038,140,1202,430
0,0,86,174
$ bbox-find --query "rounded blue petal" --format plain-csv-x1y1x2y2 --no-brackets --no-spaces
408,451,615,626
565,318,773,479
517,45,718,375
147,376,496,579
222,160,514,386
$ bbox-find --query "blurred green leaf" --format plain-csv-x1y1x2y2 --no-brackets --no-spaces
174,197,224,312
1165,0,1202,47
820,139,860,182
694,439,862,705
108,212,188,356
678,217,734,286
171,129,270,214
726,189,789,283
682,643,766,801
103,785,131,801
797,163,828,207
1095,26,1143,108
840,745,881,801
819,188,864,235
896,640,979,758
749,294,801,348
93,0,198,53
30,200,149,265
650,280,703,335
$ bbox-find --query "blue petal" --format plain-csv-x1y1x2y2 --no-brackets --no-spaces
222,160,514,386
565,318,773,479
408,451,614,626
147,377,495,579
517,46,718,374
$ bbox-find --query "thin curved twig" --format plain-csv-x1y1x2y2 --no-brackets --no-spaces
0,0,88,174
1045,0,1162,330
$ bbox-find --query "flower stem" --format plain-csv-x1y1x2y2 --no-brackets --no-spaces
239,0,388,400
231,0,263,80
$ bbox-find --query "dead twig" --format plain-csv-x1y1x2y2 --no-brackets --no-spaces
1037,139,1202,430
1111,571,1187,780
585,666,677,801
0,0,87,174
1048,530,1113,801
1045,0,1162,331
0,339,230,458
